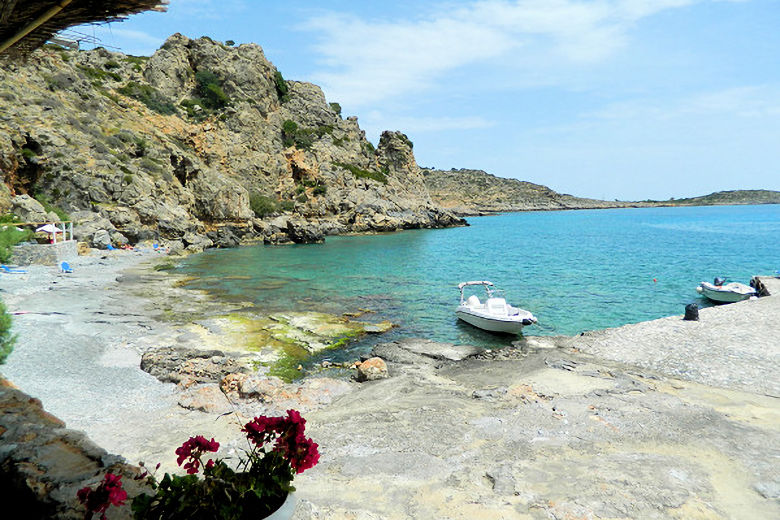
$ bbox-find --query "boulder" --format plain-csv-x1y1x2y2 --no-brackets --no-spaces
206,226,240,248
109,231,128,246
10,195,47,222
219,373,352,415
178,384,232,414
140,347,249,385
286,219,324,244
355,357,389,382
182,232,213,253
91,229,112,249
71,211,117,246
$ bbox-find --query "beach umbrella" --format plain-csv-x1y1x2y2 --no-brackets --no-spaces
35,224,59,233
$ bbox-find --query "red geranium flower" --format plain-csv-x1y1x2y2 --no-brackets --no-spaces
242,409,319,474
175,435,220,474
77,472,127,520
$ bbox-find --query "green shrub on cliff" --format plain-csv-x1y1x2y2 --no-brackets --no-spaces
194,70,229,109
274,70,289,103
33,194,70,221
0,300,15,364
249,193,279,217
333,161,388,184
117,82,177,115
281,121,334,149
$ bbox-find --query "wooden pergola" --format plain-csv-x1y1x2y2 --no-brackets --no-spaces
0,0,167,58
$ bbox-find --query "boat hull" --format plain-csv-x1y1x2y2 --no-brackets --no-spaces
456,308,528,334
696,283,755,303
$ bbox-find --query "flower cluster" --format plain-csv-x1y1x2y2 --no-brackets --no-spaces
243,409,320,473
77,410,319,519
174,435,220,474
76,473,127,520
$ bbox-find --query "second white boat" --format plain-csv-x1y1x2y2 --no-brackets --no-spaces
696,278,757,303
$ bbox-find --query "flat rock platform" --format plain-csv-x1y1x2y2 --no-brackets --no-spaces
292,277,780,519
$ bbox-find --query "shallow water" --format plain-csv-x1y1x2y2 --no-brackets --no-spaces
178,205,780,358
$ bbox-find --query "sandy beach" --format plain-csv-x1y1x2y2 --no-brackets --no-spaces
1,253,778,519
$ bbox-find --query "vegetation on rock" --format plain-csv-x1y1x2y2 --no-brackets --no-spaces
333,161,388,184
281,120,334,150
117,82,177,115
249,193,280,217
194,69,229,110
274,70,289,103
0,299,15,364
0,226,34,263
33,194,70,221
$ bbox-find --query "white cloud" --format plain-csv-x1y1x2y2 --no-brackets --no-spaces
299,0,710,106
587,85,780,121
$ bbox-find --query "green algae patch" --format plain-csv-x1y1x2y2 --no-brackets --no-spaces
187,311,395,382
266,349,307,382
266,311,369,354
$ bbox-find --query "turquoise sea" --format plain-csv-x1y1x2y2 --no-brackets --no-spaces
178,205,780,360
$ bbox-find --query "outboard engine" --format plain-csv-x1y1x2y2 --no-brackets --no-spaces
713,277,726,286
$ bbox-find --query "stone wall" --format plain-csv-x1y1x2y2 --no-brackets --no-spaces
11,240,78,266
0,380,147,519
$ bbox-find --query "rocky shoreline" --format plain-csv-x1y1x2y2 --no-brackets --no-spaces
1,35,466,256
1,253,778,518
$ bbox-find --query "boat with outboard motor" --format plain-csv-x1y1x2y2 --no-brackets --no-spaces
696,277,757,303
455,281,537,334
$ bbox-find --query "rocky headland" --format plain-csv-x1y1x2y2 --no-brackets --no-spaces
0,34,464,253
422,168,646,215
423,168,780,216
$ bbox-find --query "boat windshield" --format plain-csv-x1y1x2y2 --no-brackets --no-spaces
460,283,506,303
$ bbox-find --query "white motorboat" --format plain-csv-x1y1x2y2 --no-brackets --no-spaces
456,281,537,334
696,278,757,303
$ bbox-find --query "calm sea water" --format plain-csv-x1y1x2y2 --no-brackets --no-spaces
178,205,780,358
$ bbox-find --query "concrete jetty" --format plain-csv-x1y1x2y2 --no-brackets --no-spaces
552,275,780,396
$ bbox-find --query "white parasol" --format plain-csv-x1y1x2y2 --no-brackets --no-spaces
35,224,59,233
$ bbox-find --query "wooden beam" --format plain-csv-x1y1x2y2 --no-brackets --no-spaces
0,0,74,55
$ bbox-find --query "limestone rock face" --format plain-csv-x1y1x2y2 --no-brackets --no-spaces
0,34,463,246
11,194,48,222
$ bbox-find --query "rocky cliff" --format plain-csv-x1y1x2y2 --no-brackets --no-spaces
0,34,464,252
422,168,645,215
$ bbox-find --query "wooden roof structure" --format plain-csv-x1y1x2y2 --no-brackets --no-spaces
0,0,167,58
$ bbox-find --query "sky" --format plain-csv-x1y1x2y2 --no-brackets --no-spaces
70,0,780,200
